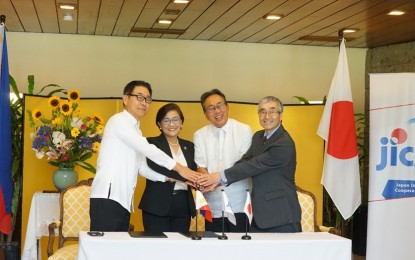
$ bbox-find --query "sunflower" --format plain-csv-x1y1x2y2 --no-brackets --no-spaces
48,96,61,109
60,100,73,116
93,114,105,125
96,124,104,133
32,109,42,121
51,117,62,126
68,89,80,103
75,107,83,116
92,142,100,152
71,127,80,138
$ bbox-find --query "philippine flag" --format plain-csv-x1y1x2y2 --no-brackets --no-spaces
221,190,236,225
195,190,212,222
317,38,361,220
243,190,253,225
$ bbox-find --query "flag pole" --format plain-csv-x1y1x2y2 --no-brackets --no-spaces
218,189,228,240
191,189,202,240
242,189,251,240
191,211,202,240
338,29,344,48
241,215,251,240
337,29,353,234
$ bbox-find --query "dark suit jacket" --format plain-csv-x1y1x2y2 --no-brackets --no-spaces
224,125,301,229
138,134,196,217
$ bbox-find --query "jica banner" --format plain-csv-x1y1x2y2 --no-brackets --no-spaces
367,73,415,260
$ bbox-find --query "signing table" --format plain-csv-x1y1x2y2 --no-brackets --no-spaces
78,231,351,260
22,192,60,260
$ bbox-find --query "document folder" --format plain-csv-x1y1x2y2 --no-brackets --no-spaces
180,231,220,238
128,231,167,238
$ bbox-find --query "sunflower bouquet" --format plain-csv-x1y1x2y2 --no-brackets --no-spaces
27,89,104,173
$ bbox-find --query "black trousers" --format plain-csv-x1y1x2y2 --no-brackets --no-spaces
250,219,302,233
90,198,130,232
142,190,191,233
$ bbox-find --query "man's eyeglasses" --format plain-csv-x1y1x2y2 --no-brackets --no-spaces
128,94,152,104
258,109,280,117
205,103,226,114
162,117,182,126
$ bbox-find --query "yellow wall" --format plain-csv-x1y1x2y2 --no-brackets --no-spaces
22,96,324,258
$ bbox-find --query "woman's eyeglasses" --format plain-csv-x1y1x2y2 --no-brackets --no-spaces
161,117,181,126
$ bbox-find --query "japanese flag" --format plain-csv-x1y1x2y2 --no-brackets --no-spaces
317,38,361,220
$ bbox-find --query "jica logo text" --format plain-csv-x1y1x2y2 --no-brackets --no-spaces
376,128,414,171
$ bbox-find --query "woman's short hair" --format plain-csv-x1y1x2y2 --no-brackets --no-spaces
155,103,184,130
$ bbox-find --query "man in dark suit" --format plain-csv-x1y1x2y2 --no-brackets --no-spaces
198,96,302,233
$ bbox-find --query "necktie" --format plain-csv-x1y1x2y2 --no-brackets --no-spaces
263,135,267,144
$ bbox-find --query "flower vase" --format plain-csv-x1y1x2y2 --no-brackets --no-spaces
53,167,78,191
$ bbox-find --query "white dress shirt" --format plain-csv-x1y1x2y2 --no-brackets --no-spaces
193,118,253,217
90,110,176,212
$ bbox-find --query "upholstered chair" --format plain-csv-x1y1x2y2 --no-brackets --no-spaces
296,185,339,234
47,178,93,260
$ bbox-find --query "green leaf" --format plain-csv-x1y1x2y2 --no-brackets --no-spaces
322,95,327,105
79,152,93,161
75,161,96,174
11,176,22,216
36,84,67,96
9,75,20,97
39,118,52,124
292,96,310,104
28,75,35,94
48,88,68,96
48,161,60,167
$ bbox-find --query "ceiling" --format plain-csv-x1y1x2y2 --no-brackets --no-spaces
1,0,415,48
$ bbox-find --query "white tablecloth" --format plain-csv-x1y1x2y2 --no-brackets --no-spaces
22,192,60,260
78,231,351,260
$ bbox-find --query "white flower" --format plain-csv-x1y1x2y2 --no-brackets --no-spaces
52,131,66,146
34,149,45,159
71,117,83,128
62,139,73,150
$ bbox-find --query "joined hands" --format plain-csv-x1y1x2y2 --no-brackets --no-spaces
194,172,222,193
175,164,223,193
